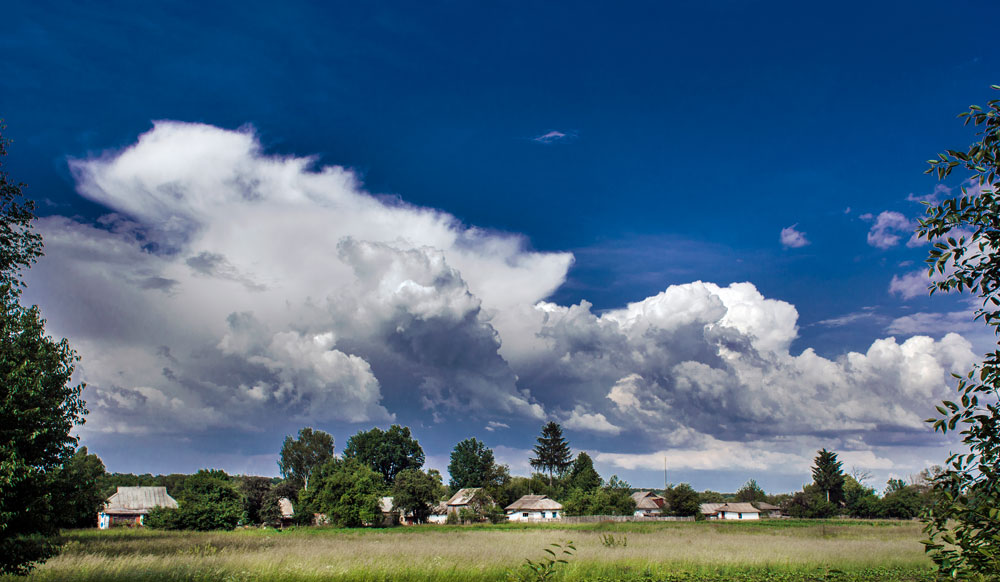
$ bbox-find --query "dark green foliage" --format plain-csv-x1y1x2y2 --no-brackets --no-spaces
259,480,299,526
146,470,242,531
447,438,496,490
238,476,273,525
843,476,881,519
46,446,106,528
529,422,572,486
343,425,424,486
698,490,726,504
884,478,908,495
881,486,922,520
916,85,1000,579
392,469,440,523
787,485,837,519
278,427,334,491
734,479,767,503
811,449,845,505
665,483,700,517
299,458,384,527
567,452,601,492
0,124,87,575
562,476,635,516
494,474,563,508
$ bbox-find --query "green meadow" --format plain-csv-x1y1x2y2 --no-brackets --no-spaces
5,520,936,582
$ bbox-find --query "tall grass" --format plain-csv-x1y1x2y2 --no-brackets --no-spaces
4,520,934,581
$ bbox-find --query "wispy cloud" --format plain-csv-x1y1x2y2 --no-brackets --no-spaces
780,224,809,248
532,130,576,144
484,421,510,432
815,308,879,328
865,211,913,249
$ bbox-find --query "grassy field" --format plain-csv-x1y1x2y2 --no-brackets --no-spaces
6,520,937,582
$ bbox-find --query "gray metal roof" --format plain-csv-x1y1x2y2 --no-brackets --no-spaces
103,486,178,514
631,491,665,510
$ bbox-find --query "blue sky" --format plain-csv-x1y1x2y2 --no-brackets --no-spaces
2,1,997,493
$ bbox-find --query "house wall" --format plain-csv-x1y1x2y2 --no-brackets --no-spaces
427,514,448,524
721,511,759,520
506,510,561,522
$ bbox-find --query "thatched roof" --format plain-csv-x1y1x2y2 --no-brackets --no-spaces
505,495,563,512
103,487,178,515
754,502,780,511
429,501,449,515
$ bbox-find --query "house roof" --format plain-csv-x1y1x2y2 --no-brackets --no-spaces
631,491,665,510
429,501,449,515
754,502,780,511
505,495,563,512
278,497,294,518
699,503,725,514
446,488,482,506
103,486,178,515
713,502,760,514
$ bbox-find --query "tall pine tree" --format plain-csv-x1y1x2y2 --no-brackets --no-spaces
529,422,572,485
811,449,845,504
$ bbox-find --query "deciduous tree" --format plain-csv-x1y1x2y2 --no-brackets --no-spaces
0,124,87,575
917,84,1000,578
278,427,334,491
447,438,496,490
343,425,424,486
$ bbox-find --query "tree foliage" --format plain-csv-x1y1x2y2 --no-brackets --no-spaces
392,469,439,523
447,438,496,490
734,479,767,503
0,124,87,575
46,447,106,529
147,469,242,531
562,475,635,516
343,425,424,486
811,449,845,505
566,452,601,492
917,85,1000,578
528,422,572,485
278,427,334,491
300,458,384,527
665,483,700,517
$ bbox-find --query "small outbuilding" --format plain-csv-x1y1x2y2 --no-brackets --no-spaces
426,501,450,524
277,497,295,527
98,486,178,529
505,495,563,521
753,501,781,517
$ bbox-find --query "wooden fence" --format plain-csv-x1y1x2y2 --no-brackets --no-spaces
561,515,695,523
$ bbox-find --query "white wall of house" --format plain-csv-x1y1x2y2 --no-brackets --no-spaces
506,510,561,522
427,514,448,524
720,511,759,520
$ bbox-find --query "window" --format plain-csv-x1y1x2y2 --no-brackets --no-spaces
738,513,743,519
522,513,529,517
553,512,558,518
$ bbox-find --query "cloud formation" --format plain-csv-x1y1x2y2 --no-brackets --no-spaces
780,224,809,248
866,211,913,249
25,122,980,483
532,130,576,144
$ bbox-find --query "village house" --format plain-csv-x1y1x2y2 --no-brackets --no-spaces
98,486,178,529
699,502,760,520
277,497,295,527
505,495,563,522
753,501,782,518
631,491,666,517
426,501,450,524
